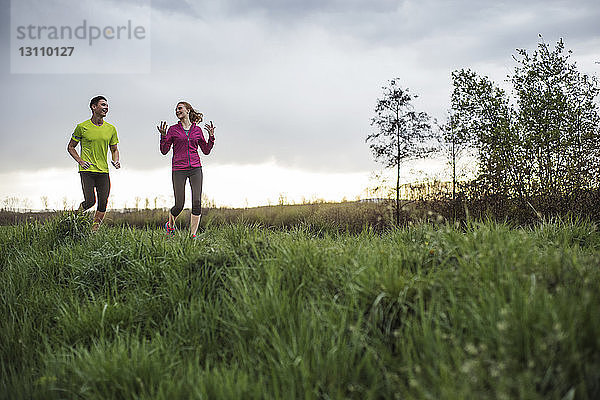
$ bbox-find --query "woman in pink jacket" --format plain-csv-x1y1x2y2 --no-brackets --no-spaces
157,101,215,237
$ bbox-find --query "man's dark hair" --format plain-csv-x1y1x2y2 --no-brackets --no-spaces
90,95,107,110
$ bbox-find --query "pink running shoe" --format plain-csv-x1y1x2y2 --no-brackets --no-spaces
165,221,175,236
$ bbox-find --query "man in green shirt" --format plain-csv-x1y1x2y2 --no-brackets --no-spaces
67,95,120,231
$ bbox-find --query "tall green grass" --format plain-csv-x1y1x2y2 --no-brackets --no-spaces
1,213,599,399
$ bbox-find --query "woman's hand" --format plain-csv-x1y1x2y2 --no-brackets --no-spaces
157,121,168,136
205,121,216,137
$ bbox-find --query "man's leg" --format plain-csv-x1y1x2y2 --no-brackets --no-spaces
93,173,110,231
92,211,105,232
79,172,97,211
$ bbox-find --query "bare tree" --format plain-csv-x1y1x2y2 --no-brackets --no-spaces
3,196,20,212
40,196,49,210
366,79,435,225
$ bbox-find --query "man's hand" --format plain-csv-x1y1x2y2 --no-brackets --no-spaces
111,160,121,169
78,160,92,169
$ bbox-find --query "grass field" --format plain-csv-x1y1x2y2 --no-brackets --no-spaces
1,213,599,399
0,200,398,233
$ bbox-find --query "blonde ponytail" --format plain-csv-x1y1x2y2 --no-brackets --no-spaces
178,101,203,124
189,109,203,124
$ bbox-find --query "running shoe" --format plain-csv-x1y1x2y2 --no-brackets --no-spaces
165,221,175,236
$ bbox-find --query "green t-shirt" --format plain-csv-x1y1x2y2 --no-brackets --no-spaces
72,119,119,173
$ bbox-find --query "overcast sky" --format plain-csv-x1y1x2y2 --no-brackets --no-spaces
1,0,599,208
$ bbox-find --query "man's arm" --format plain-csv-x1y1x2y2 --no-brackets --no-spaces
110,144,121,169
67,139,91,169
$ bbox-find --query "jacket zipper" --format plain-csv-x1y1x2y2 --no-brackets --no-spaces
185,126,191,168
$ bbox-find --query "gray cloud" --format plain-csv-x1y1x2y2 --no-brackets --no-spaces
222,0,399,17
0,0,598,175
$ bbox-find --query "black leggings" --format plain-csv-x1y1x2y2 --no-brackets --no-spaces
171,167,203,217
79,171,111,212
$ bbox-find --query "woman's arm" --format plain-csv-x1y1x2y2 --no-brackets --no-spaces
199,121,215,155
158,121,172,155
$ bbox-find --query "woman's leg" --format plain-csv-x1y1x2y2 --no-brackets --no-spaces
190,214,200,236
189,167,203,236
170,170,187,228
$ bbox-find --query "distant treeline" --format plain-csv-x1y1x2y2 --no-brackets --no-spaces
440,40,600,222
367,38,600,225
